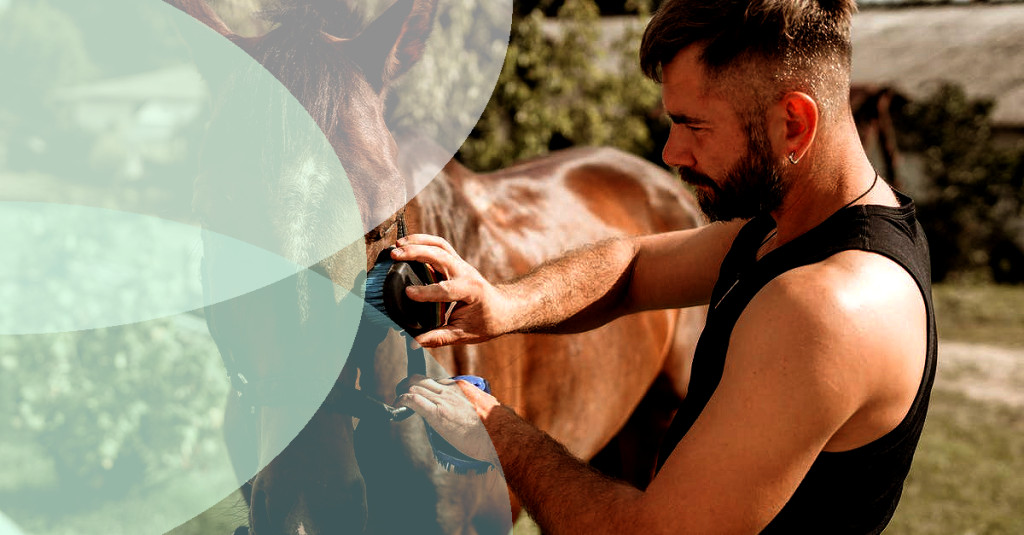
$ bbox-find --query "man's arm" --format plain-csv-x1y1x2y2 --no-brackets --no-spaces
391,220,742,347
399,252,928,534
487,275,860,534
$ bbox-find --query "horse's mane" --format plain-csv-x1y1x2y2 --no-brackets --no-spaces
260,0,366,38
201,62,361,316
247,18,367,158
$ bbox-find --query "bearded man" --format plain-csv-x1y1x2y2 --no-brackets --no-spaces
394,1,936,533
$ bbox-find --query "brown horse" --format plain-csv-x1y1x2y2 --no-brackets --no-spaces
851,84,903,191
168,0,704,533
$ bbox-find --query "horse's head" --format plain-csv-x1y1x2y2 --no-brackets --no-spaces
196,75,370,533
169,0,439,533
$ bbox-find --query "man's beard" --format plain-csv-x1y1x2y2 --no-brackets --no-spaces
679,123,786,222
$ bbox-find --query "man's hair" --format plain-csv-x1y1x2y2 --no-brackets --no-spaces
640,0,857,118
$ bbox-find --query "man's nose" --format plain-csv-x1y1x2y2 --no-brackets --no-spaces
662,126,696,169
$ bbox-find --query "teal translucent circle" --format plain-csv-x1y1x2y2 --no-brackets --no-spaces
0,0,511,533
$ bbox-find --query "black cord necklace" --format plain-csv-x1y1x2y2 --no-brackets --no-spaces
841,171,881,211
759,171,881,250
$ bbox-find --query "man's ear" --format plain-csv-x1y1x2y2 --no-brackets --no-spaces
773,92,818,165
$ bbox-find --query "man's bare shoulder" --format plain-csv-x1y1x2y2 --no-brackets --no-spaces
759,249,923,321
735,249,928,450
763,250,925,337
643,252,927,532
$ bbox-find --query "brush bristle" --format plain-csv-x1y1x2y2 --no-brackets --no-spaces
364,259,395,328
424,423,494,475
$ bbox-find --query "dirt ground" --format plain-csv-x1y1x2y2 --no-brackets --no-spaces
937,341,1024,408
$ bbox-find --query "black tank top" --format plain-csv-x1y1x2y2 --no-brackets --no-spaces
657,191,937,534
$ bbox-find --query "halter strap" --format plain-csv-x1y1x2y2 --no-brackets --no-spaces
397,210,408,240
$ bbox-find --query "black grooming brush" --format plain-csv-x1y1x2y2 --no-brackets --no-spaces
363,246,449,335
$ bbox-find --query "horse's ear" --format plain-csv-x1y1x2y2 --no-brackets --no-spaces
350,0,438,93
163,0,240,40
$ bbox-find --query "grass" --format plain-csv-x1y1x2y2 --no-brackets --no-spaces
886,282,1024,533
933,283,1024,348
887,389,1024,534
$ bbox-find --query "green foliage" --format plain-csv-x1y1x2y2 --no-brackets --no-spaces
0,319,226,494
386,0,510,152
895,83,1024,282
459,0,664,171
0,207,227,495
206,0,275,37
514,0,657,16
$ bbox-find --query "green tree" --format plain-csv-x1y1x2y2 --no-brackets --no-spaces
896,83,1024,282
514,0,660,16
2,321,225,496
385,0,510,153
459,0,665,171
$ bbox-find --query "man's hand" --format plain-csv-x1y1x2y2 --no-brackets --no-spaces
392,234,512,347
395,375,501,465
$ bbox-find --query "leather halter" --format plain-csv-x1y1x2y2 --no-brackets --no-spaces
209,210,425,422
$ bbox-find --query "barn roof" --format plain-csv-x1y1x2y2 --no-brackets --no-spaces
851,3,1024,126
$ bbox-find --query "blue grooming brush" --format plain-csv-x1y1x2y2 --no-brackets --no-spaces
423,375,496,474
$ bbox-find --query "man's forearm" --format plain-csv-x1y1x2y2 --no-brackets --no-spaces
498,237,639,335
485,406,644,535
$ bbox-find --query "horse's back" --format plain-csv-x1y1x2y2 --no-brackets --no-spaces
447,146,701,269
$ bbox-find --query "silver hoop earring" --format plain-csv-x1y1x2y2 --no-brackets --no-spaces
787,152,799,165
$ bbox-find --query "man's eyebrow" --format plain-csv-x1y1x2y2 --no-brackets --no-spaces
666,112,708,126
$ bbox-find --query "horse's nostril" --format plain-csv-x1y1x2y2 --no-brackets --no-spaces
250,489,271,533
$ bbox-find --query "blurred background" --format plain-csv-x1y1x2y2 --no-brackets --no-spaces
0,0,1021,533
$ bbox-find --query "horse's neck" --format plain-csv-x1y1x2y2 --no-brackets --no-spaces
394,131,500,272
408,166,486,261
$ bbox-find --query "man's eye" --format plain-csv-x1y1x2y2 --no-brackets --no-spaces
686,125,704,132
